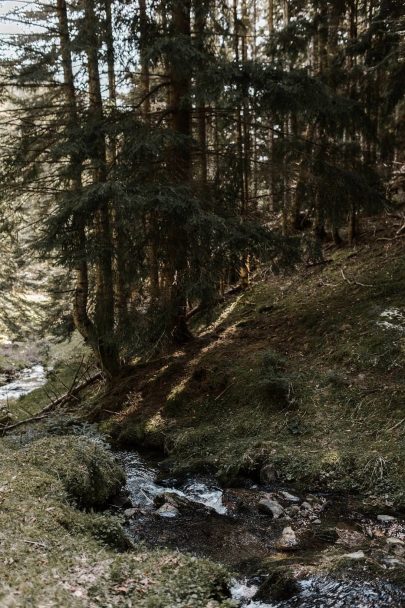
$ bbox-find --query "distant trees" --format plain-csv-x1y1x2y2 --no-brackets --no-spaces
0,1,402,376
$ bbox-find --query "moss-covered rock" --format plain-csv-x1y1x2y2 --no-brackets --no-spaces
17,435,125,508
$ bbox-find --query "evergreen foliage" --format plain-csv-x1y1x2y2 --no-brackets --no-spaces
0,0,403,375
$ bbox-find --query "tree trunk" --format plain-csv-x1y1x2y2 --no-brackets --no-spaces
167,0,193,343
84,0,120,376
56,0,98,359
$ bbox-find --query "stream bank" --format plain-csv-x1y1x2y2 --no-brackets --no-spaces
1,362,404,606
115,448,405,607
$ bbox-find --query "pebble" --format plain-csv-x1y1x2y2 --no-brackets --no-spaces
377,514,396,523
313,519,322,525
124,508,138,518
300,501,312,511
343,550,365,560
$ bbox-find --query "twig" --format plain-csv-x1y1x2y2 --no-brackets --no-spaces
341,268,352,284
385,418,405,433
22,539,48,548
341,268,373,288
214,380,235,401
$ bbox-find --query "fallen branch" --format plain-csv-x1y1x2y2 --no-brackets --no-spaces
2,415,48,432
1,371,103,435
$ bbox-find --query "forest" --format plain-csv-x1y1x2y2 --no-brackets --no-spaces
0,1,404,607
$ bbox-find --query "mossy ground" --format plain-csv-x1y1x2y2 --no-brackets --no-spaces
102,218,405,507
0,435,233,607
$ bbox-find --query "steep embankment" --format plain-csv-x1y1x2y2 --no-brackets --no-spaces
102,218,405,508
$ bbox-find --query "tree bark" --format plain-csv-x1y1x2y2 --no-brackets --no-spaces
167,0,193,343
84,0,120,376
56,0,98,358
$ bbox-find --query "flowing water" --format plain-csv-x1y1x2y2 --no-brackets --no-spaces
117,450,226,514
230,576,404,607
117,450,405,608
0,364,47,403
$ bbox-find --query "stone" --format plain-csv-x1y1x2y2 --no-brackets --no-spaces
156,503,179,518
109,492,132,510
254,569,299,603
258,499,284,519
386,537,404,547
343,551,365,560
377,514,396,523
260,464,277,484
386,538,405,556
280,491,300,503
276,527,298,550
300,501,312,511
288,505,300,515
124,508,138,518
154,492,191,510
313,519,322,525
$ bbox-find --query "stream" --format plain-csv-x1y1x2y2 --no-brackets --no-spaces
1,365,404,606
117,450,405,608
0,364,46,403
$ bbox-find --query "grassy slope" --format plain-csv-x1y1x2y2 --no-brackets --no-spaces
104,220,405,507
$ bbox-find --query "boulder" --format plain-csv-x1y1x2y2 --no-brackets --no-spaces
276,527,298,550
111,491,133,510
258,499,284,519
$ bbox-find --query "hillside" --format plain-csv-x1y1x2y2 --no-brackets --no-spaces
94,216,405,508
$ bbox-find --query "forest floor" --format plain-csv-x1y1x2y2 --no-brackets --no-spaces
95,214,405,509
1,214,404,607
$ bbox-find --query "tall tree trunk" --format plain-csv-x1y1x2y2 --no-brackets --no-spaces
56,0,98,359
267,0,276,211
104,0,129,336
84,0,120,376
167,0,193,342
195,3,208,186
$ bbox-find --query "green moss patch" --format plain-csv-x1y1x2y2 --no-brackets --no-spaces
17,435,125,508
